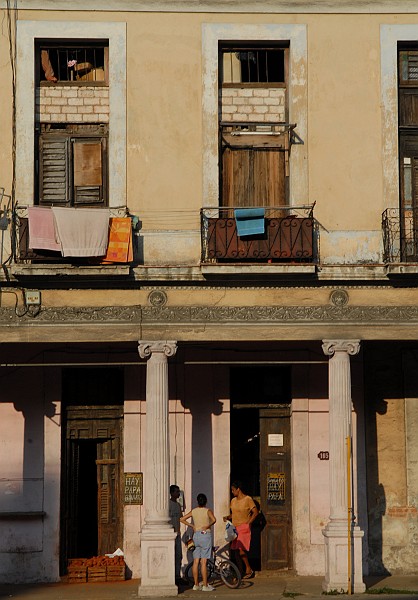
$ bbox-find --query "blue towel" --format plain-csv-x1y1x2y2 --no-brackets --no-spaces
234,208,266,237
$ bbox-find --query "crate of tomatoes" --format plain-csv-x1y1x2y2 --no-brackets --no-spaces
67,555,125,583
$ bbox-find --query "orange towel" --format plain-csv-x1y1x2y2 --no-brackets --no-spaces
102,217,133,263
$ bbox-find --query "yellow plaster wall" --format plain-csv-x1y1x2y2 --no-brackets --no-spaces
0,10,415,234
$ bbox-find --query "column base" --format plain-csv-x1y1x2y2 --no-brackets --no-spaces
138,584,178,598
322,523,366,594
138,528,178,598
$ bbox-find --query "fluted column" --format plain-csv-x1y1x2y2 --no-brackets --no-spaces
138,341,178,598
322,340,365,593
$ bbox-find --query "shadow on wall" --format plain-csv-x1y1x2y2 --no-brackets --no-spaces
175,349,224,528
0,367,57,514
0,365,58,580
363,342,418,576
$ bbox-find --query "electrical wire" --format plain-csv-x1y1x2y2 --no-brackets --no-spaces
5,1,17,273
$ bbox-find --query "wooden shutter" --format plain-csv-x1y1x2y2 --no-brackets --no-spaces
72,138,106,205
39,135,70,205
222,147,286,208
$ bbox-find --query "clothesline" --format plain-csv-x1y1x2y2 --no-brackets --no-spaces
27,206,133,262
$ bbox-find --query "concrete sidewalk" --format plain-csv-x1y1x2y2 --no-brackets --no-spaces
1,574,418,600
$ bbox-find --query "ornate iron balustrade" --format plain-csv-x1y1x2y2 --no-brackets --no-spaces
201,205,317,263
382,207,418,263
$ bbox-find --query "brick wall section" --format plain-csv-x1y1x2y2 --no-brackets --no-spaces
221,87,286,122
36,85,109,123
387,506,418,518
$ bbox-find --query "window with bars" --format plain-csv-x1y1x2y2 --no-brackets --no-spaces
219,42,289,208
221,44,287,85
399,49,418,85
37,41,108,84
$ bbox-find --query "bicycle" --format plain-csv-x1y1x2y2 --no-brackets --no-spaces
184,545,242,589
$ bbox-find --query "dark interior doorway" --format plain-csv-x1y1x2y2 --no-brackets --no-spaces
60,367,124,574
230,366,292,571
76,439,99,557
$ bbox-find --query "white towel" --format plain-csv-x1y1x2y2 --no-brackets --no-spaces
52,207,110,257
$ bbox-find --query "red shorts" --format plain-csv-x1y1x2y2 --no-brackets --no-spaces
230,523,251,552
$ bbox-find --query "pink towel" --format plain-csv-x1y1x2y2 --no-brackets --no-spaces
52,207,110,257
28,206,61,252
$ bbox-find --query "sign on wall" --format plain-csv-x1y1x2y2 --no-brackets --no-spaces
267,472,285,502
124,472,143,505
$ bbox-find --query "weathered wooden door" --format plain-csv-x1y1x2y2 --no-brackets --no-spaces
260,407,292,570
96,436,121,556
62,406,123,567
222,147,286,208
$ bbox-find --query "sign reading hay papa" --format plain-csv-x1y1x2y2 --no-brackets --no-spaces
124,472,143,505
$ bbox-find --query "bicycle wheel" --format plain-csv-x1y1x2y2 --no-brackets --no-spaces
185,559,215,585
218,559,242,589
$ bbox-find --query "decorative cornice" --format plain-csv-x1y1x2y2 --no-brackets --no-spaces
4,0,417,13
2,304,418,325
141,305,418,324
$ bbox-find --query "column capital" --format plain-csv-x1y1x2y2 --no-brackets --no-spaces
138,340,178,359
322,339,360,357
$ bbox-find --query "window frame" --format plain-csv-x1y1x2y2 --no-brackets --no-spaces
202,23,307,211
15,20,126,209
220,42,288,88
37,124,109,208
36,40,109,86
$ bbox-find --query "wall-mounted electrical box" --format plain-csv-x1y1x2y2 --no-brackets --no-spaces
24,290,41,306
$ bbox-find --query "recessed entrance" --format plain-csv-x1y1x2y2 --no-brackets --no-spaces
230,366,293,571
60,368,124,574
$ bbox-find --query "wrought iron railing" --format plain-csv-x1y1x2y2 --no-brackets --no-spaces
200,205,317,263
382,207,418,263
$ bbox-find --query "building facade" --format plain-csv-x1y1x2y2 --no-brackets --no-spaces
0,0,417,595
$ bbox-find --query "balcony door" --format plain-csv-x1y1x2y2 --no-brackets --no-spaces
221,136,287,208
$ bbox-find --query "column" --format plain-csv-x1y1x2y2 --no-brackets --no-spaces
138,341,178,598
322,340,365,594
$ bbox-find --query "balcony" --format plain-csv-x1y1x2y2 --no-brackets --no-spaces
201,205,316,263
382,207,418,263
12,212,132,278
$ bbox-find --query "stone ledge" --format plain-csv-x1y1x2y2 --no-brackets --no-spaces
10,264,131,278
201,264,317,275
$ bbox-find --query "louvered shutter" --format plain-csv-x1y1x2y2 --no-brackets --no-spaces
39,135,70,205
72,138,106,205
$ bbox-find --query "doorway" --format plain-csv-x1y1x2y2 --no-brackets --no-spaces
60,368,124,574
230,366,293,571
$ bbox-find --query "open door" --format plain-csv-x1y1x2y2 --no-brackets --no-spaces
260,407,292,570
62,407,123,569
230,367,292,572
60,367,124,574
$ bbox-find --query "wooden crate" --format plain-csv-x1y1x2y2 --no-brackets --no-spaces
88,566,107,582
106,564,125,581
68,567,87,584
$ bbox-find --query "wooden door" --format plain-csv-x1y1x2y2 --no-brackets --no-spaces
222,147,286,208
62,406,123,569
96,437,122,556
260,407,292,570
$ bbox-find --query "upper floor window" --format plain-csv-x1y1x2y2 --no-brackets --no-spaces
398,44,418,260
221,43,287,86
37,41,108,84
399,49,418,86
37,123,108,207
219,42,289,208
